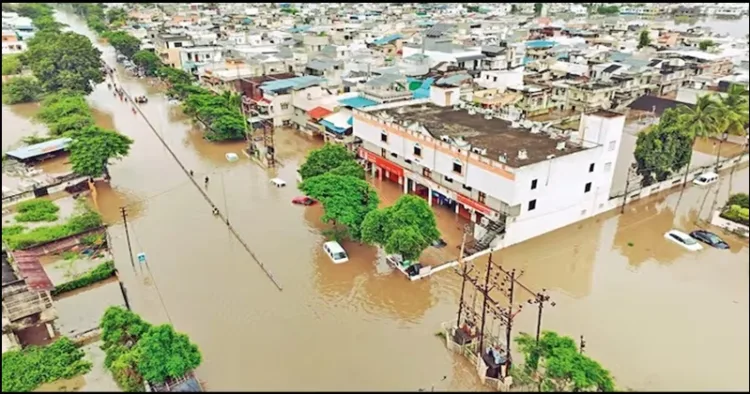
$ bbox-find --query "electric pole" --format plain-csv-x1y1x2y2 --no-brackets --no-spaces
119,207,136,270
621,165,634,214
529,289,555,344
478,254,494,354
455,225,472,330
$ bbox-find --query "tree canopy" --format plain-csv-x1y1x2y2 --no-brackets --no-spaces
36,93,96,135
135,324,203,384
698,40,715,51
299,173,380,240
596,5,620,15
637,30,651,49
105,31,141,59
633,109,693,186
24,31,104,94
299,144,364,180
361,194,440,261
132,50,161,76
512,331,616,392
715,84,749,137
2,54,23,76
2,77,43,105
67,126,134,179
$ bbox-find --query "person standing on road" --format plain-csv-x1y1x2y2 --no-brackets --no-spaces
204,176,209,187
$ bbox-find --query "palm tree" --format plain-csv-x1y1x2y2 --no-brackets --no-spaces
675,94,722,186
716,84,749,137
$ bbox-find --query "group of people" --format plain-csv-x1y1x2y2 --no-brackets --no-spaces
103,64,140,114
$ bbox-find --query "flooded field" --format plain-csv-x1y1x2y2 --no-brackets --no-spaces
1,10,746,391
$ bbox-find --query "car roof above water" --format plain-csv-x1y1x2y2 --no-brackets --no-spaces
324,241,346,254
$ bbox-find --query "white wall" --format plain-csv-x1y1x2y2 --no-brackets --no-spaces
429,86,461,107
475,69,524,91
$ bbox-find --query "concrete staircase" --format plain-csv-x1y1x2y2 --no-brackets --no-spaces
465,219,506,255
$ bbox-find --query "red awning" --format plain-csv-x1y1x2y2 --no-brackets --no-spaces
308,106,333,120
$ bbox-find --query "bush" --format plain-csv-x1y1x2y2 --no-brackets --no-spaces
2,54,23,76
727,193,749,209
2,224,26,241
1,337,92,392
4,211,103,250
51,261,117,296
721,205,750,226
14,199,60,222
2,76,43,104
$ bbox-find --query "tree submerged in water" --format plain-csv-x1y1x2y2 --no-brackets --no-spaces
66,126,134,180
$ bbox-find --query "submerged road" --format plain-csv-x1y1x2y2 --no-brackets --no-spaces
1,10,746,390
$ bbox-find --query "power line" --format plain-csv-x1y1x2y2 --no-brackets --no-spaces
108,71,283,292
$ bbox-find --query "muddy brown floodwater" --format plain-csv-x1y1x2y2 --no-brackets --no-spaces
1,10,747,391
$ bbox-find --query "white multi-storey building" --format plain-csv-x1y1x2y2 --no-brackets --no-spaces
353,85,626,250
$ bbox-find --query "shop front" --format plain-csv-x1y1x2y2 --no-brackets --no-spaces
358,148,404,185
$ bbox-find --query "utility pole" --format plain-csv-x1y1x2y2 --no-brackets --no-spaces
118,278,132,311
477,254,494,354
504,268,517,371
621,165,633,214
455,225,472,330
529,289,555,344
715,132,729,170
119,207,136,270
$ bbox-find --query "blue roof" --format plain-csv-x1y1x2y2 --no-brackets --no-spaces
408,77,434,99
526,40,557,48
320,120,348,135
289,25,311,33
338,96,378,109
260,76,326,92
5,138,72,160
373,34,403,46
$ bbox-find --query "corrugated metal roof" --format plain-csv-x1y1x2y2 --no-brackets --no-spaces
436,73,471,87
11,251,54,291
308,106,332,120
373,33,403,46
260,76,326,92
5,138,72,161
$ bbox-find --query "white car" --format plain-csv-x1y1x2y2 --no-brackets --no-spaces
664,230,703,251
270,178,287,187
323,241,349,264
692,172,718,187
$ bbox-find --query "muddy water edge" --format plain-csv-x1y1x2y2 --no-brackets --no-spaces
1,9,746,391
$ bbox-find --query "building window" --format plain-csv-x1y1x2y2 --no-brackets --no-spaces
381,132,388,143
478,191,486,204
281,103,289,110
589,163,595,173
423,167,431,178
390,152,398,159
463,184,472,191
584,182,592,193
444,175,453,183
528,199,537,211
413,144,422,157
452,160,463,174
608,141,616,151
604,162,612,172
380,148,386,157
531,179,538,190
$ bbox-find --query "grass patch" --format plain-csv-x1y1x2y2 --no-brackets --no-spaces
4,211,103,250
14,199,61,223
2,224,27,241
1,337,92,392
51,260,116,297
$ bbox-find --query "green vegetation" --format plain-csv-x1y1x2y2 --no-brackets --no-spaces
2,54,23,76
596,6,620,15
721,205,749,226
103,31,141,59
4,210,103,250
511,331,616,392
132,50,161,76
698,40,715,51
67,126,134,179
100,307,202,391
36,93,96,136
105,7,128,27
534,3,543,15
22,134,56,145
175,83,247,141
637,30,651,49
1,337,92,392
2,224,27,241
634,86,748,186
51,260,116,296
298,144,365,180
14,199,60,222
299,173,380,241
727,193,749,209
361,195,440,261
1,77,43,105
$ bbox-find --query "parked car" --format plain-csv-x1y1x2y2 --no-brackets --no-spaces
323,241,349,264
292,196,317,206
692,172,718,187
664,229,703,251
689,230,729,249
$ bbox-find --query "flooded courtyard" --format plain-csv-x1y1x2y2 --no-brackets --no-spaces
1,11,747,391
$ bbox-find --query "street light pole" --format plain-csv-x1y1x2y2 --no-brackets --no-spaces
715,132,729,170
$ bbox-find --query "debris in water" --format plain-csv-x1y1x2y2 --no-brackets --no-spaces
627,242,634,247
225,153,239,162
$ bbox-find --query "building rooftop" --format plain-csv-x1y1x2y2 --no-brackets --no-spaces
5,138,72,161
380,103,586,168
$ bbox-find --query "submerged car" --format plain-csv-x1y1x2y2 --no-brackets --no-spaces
689,230,729,249
292,196,317,206
664,229,703,252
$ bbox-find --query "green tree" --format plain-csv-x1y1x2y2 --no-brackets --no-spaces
107,31,141,59
1,337,92,392
299,144,362,180
534,3,543,15
24,31,104,94
1,77,43,104
727,193,749,209
135,324,202,384
512,331,616,392
36,93,95,135
674,94,722,175
510,4,518,14
207,114,246,141
132,50,161,76
33,15,66,32
100,306,152,351
715,84,749,137
698,39,715,51
637,30,651,49
2,54,23,75
328,160,366,179
361,194,440,261
299,173,380,240
66,126,134,179
106,7,128,26
15,3,53,19
596,5,620,15
158,66,194,87
634,109,694,186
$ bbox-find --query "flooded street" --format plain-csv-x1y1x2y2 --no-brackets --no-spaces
1,11,747,391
